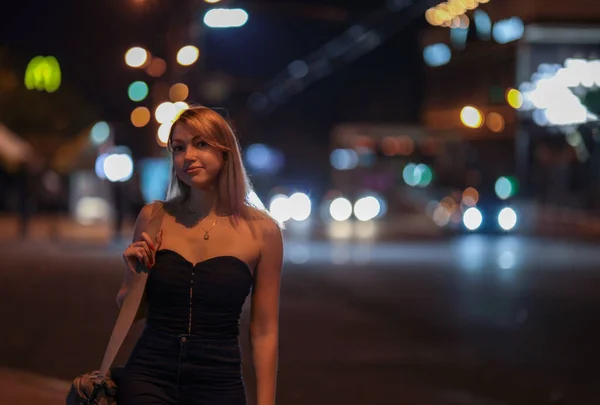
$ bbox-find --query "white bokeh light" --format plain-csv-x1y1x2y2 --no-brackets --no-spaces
125,47,148,68
177,46,200,66
269,194,292,223
155,102,177,124
353,196,381,221
157,122,172,146
463,207,483,231
204,8,249,28
288,192,311,221
329,197,352,221
103,153,134,182
498,207,518,231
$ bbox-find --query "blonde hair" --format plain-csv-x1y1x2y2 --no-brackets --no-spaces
165,106,265,222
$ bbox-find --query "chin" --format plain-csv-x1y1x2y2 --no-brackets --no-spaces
189,177,217,191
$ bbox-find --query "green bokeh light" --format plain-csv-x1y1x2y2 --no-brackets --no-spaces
495,176,518,199
403,163,433,188
24,56,61,93
128,81,149,102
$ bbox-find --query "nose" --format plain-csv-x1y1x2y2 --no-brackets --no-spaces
183,145,196,161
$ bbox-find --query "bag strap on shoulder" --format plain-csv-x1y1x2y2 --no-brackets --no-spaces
97,201,165,381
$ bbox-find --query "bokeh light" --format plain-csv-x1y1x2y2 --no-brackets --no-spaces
330,149,359,170
169,83,189,102
486,112,505,133
155,102,177,124
269,194,292,223
462,187,479,207
24,56,61,93
353,196,381,221
128,81,149,102
204,8,249,28
131,106,151,128
104,153,134,182
495,176,518,200
498,207,518,231
506,88,524,109
125,47,148,68
157,122,172,147
460,106,484,128
329,197,353,221
463,207,483,231
288,192,312,221
146,57,167,77
90,121,110,145
177,46,200,66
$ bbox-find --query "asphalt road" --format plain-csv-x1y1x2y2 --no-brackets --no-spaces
1,235,600,405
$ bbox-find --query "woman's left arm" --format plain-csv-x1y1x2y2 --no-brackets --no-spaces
250,218,284,405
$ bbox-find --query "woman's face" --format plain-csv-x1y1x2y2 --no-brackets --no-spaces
171,123,225,191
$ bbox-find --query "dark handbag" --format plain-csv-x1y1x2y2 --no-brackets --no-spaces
66,203,164,405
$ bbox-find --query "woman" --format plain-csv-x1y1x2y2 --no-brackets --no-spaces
115,106,283,405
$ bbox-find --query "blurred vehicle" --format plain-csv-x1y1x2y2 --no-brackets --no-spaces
461,194,519,234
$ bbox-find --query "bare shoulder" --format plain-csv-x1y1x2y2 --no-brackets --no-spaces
135,200,165,230
246,207,283,250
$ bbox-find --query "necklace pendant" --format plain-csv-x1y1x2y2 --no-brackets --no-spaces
204,233,210,240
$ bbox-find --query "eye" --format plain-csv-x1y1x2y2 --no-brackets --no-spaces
172,145,184,152
196,140,208,148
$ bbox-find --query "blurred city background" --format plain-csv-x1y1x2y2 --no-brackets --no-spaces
1,0,600,404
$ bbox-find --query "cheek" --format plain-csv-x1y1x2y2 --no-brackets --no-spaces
172,156,184,170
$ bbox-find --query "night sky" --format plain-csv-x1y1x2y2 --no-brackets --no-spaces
1,0,426,196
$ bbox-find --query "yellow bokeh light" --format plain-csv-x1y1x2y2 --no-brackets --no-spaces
465,0,478,9
478,0,490,3
169,83,189,102
425,8,440,25
506,88,524,109
460,106,484,128
177,45,200,66
458,14,470,29
204,0,222,3
486,112,505,133
130,106,151,128
157,122,172,147
125,47,148,68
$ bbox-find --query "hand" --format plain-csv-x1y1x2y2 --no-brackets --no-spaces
123,230,163,273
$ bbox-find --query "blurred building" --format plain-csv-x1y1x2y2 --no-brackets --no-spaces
419,0,600,209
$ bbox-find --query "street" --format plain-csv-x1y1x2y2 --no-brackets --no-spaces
1,235,600,405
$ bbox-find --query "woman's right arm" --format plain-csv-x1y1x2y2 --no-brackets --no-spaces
116,203,156,309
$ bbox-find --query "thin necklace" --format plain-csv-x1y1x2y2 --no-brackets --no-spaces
188,204,218,240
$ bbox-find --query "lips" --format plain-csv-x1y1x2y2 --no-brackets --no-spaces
185,166,203,174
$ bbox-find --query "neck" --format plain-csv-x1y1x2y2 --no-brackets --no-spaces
187,188,218,216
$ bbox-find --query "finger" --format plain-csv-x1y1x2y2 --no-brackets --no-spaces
131,241,151,259
135,250,145,264
140,232,155,250
134,246,150,267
